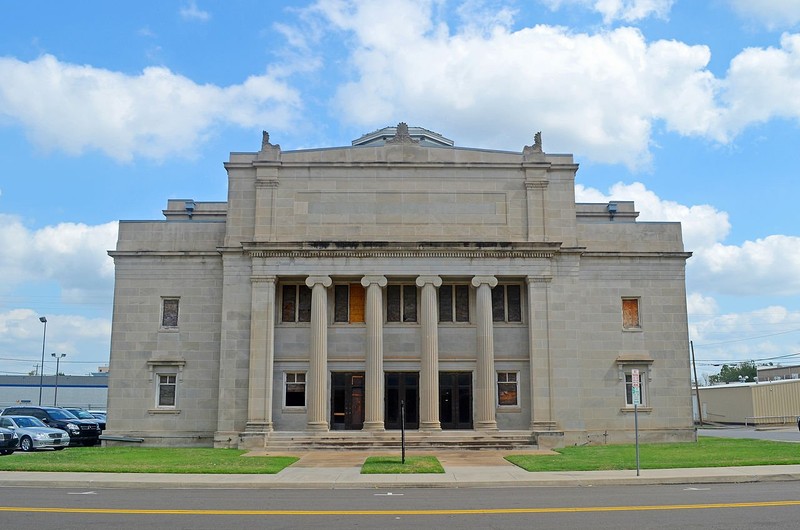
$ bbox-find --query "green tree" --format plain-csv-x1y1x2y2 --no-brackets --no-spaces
708,361,758,384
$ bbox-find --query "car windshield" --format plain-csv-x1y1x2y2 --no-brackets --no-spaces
68,409,94,419
14,416,46,428
48,409,77,420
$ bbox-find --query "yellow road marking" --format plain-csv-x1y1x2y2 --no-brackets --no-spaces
1,500,800,515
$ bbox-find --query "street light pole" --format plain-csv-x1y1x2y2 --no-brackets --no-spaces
38,316,47,406
52,353,66,406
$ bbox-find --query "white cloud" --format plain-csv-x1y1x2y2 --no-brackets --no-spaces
541,0,675,23
0,308,110,375
574,182,730,252
313,0,719,168
727,0,800,30
0,55,301,161
0,214,118,301
180,1,211,22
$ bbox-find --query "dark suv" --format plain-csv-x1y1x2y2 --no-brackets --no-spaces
0,425,19,455
1,406,100,446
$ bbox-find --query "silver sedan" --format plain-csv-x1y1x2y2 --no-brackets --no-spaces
0,415,70,452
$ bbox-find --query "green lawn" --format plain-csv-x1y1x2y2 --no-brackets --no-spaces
361,455,444,474
0,447,298,474
506,437,800,472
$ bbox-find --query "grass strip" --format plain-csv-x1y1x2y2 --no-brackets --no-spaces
0,447,298,474
506,437,800,472
361,455,444,474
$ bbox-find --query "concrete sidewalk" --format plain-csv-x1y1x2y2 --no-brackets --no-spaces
2,449,800,489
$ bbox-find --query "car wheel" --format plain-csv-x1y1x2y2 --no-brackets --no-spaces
20,436,34,452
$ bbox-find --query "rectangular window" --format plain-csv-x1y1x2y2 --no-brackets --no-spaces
334,284,365,323
157,374,177,407
281,285,312,323
622,298,641,329
387,284,417,323
497,372,519,406
284,372,306,407
439,284,470,323
161,298,179,328
625,371,645,406
492,285,522,323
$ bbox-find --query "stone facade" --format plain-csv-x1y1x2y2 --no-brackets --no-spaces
106,124,695,448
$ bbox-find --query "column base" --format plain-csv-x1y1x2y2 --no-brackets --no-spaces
362,421,385,432
245,421,273,433
474,420,499,431
305,421,329,432
419,421,442,431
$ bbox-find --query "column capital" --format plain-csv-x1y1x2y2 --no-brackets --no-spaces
471,275,498,288
415,275,442,288
361,275,388,288
305,275,332,288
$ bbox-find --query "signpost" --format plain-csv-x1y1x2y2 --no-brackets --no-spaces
632,369,640,476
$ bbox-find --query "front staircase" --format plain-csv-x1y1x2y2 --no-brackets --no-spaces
251,430,559,451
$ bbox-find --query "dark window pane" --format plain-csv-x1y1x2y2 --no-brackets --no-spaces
162,299,179,327
403,285,417,322
439,285,453,322
297,286,312,322
387,285,401,322
334,284,349,322
507,285,522,322
158,376,176,407
281,286,296,322
455,285,470,322
285,384,305,406
491,287,505,322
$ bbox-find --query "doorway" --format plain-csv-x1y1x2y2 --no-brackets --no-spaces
331,372,365,430
385,372,419,430
439,372,473,429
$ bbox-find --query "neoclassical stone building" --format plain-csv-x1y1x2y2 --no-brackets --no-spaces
105,124,695,448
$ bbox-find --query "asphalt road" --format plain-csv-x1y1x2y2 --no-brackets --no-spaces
699,425,800,442
2,482,799,529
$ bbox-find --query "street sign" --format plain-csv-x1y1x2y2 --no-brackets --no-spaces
631,386,640,405
632,368,640,387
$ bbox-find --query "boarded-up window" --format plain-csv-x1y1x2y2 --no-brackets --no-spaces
349,284,365,323
161,299,179,327
497,372,518,406
387,284,417,323
334,284,365,323
622,298,640,329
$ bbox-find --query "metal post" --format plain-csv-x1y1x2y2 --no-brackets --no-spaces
634,401,640,476
400,399,406,464
52,353,66,406
38,317,47,406
691,341,703,426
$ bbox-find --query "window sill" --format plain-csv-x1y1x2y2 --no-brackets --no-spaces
148,408,181,415
497,406,522,413
622,327,643,333
159,327,180,333
620,407,652,413
281,407,307,414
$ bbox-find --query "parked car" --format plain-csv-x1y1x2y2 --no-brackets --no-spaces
64,408,105,431
0,415,70,452
0,406,100,446
0,425,19,455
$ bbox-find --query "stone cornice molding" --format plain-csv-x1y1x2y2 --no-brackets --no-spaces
526,275,552,284
244,242,560,260
251,275,277,284
525,180,548,191
255,179,279,189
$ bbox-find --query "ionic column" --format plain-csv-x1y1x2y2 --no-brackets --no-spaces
416,275,442,431
361,275,388,431
472,275,498,430
246,276,275,432
305,275,332,431
527,275,554,430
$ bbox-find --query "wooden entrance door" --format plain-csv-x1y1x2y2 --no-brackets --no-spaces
331,372,365,430
439,372,473,429
385,372,419,430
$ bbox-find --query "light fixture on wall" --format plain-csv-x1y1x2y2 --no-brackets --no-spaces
607,202,617,221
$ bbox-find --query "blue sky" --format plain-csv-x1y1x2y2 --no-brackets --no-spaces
1,0,799,381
